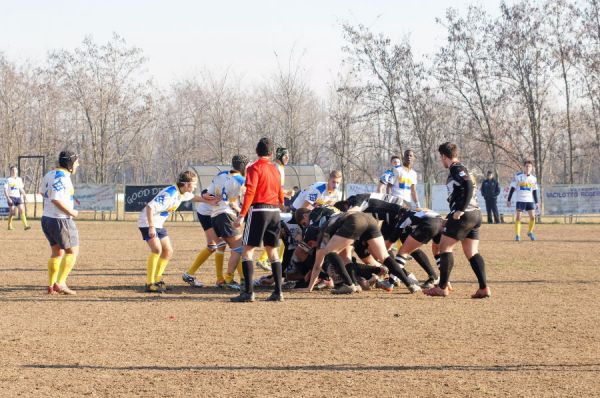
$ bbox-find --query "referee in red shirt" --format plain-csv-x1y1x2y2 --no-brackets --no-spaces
232,137,284,302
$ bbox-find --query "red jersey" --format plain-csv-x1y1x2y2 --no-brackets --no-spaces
239,157,284,217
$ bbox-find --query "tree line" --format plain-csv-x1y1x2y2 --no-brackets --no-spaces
1,0,600,194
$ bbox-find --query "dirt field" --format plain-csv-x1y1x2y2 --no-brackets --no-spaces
0,221,598,397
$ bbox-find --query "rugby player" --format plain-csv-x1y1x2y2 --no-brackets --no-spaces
507,160,539,241
291,170,343,211
40,151,80,295
377,155,402,195
424,142,490,299
4,165,30,231
138,171,214,293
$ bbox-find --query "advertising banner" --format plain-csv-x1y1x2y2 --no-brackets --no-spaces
124,185,193,212
544,185,600,215
74,184,117,211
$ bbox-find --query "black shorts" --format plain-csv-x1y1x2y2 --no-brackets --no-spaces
381,219,402,243
41,216,80,249
242,205,281,247
330,212,382,242
9,196,22,207
139,227,168,241
197,213,213,230
516,201,535,212
443,210,481,241
409,217,444,244
212,213,240,239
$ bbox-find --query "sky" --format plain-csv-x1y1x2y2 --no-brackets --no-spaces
0,0,504,95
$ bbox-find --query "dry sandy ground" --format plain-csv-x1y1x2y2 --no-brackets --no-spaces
0,220,598,397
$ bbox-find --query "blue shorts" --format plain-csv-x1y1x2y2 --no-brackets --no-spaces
139,227,168,241
516,202,535,212
9,196,22,206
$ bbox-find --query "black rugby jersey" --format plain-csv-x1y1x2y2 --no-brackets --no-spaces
446,162,479,212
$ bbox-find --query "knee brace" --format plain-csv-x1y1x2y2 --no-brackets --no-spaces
231,246,243,254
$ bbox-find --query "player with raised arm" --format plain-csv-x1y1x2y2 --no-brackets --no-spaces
424,142,490,299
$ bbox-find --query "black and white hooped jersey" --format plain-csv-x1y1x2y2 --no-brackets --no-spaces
359,192,410,224
446,162,479,212
397,209,442,230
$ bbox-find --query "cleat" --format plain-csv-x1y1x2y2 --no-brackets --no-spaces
515,235,521,242
182,273,204,288
224,281,242,291
388,274,402,287
421,277,437,289
376,279,394,292
357,277,371,291
230,292,255,302
331,284,356,295
8,225,15,231
215,279,226,288
265,292,284,302
53,283,76,295
47,286,56,295
353,283,362,293
24,226,31,231
315,279,334,290
423,286,449,297
282,280,297,290
253,275,274,287
256,260,271,272
471,287,491,299
155,280,168,292
408,283,422,294
144,283,161,293
527,232,536,241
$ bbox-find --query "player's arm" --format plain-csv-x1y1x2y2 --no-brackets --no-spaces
307,248,327,292
451,167,474,219
507,175,517,206
532,189,539,208
236,167,257,225
3,185,11,205
410,184,420,208
145,205,156,238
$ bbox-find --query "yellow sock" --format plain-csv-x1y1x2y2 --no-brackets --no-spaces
20,212,29,228
278,243,285,260
155,258,169,282
47,257,61,286
528,219,535,233
515,221,522,236
146,253,160,285
7,215,13,229
187,247,212,275
57,254,76,284
258,249,268,263
224,272,235,283
396,240,402,251
215,249,225,281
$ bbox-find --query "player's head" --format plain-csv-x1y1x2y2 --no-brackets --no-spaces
256,137,273,157
232,154,250,176
275,147,289,165
487,171,494,179
58,150,79,174
403,149,415,167
438,142,458,168
390,155,401,167
294,207,312,227
328,170,342,191
177,170,198,192
523,160,533,174
9,165,18,176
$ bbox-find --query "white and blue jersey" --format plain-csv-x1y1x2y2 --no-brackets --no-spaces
510,172,538,203
292,182,342,209
6,176,24,198
41,168,75,219
206,171,245,217
138,185,194,228
379,169,401,197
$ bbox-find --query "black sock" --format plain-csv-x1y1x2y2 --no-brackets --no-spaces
411,249,437,280
383,256,412,287
434,254,441,269
271,261,283,294
346,262,359,284
354,263,384,279
438,252,454,289
325,253,354,286
242,260,254,294
469,253,487,289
